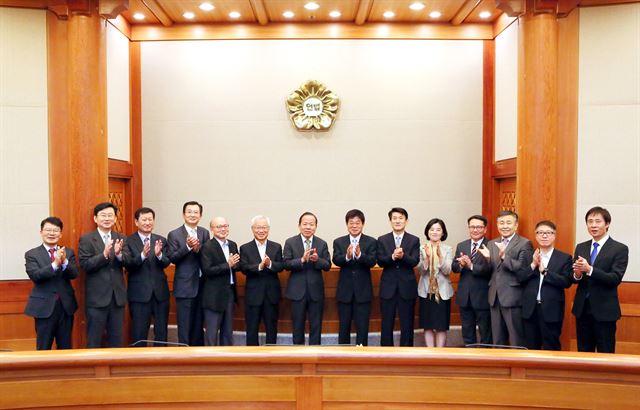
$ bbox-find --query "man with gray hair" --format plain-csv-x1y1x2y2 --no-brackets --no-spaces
239,216,284,345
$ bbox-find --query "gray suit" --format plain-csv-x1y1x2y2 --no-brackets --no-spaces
487,233,533,347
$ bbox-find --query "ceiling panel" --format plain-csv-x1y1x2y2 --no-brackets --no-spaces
464,0,502,23
368,0,468,23
159,0,257,23
121,0,162,25
265,0,359,23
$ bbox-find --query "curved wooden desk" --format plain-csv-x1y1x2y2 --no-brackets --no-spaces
2,347,640,409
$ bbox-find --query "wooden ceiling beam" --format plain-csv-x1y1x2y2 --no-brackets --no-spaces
99,0,129,19
451,0,483,25
249,0,269,25
355,0,374,25
141,0,172,26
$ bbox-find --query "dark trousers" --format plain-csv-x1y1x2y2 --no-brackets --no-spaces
490,296,525,347
290,293,323,345
523,303,563,351
245,299,279,346
338,300,371,345
459,305,492,346
203,286,235,346
129,294,169,347
86,294,124,348
380,292,415,347
35,298,74,350
176,295,204,346
576,299,617,353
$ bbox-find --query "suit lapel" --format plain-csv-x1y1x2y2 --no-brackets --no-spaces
593,239,613,266
37,245,52,266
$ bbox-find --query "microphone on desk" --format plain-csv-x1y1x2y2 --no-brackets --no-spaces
128,340,189,347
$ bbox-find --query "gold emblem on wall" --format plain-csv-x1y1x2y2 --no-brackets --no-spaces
286,80,339,131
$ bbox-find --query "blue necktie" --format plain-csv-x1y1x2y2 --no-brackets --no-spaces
590,242,599,265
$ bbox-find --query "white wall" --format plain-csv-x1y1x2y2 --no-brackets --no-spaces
106,22,130,161
141,39,484,248
578,4,640,281
494,20,519,161
0,9,49,280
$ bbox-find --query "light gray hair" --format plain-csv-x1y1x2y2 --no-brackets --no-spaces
251,215,271,226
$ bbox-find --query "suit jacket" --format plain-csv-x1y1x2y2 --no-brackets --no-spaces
283,235,331,302
487,234,533,308
24,245,78,318
332,234,377,304
79,230,127,308
517,249,572,322
200,238,238,312
167,225,210,299
376,232,420,300
451,238,492,309
572,237,628,322
123,233,171,303
418,242,454,300
239,240,284,306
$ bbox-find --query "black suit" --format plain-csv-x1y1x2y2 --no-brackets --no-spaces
572,237,628,353
123,233,171,347
167,225,210,346
78,230,127,348
451,238,492,346
239,240,283,346
376,232,420,347
332,234,377,345
200,238,238,346
283,235,331,345
24,245,78,350
517,249,572,350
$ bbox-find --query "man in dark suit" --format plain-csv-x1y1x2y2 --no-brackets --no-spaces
123,207,171,347
479,210,532,348
451,215,492,346
200,216,239,346
517,220,572,350
167,201,209,346
283,212,331,345
332,209,377,346
572,206,628,353
377,207,420,347
24,216,78,350
79,202,127,348
239,215,284,346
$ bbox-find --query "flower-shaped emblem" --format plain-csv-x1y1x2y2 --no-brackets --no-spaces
286,80,339,131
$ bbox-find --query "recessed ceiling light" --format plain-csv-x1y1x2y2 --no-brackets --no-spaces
383,11,395,19
229,11,241,19
199,2,214,12
133,12,145,20
329,10,341,18
183,11,195,19
429,10,441,19
479,11,492,19
304,2,320,11
409,2,425,11
283,10,295,18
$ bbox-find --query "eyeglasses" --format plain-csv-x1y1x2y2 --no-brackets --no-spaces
468,225,485,230
214,224,229,229
42,228,61,233
97,212,115,218
536,231,555,236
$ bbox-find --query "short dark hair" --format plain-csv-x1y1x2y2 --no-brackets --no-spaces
182,201,203,214
94,202,118,216
425,218,448,241
467,215,488,226
388,207,408,220
40,216,63,231
535,220,556,231
345,209,365,224
134,207,155,220
585,206,611,224
298,211,317,225
497,210,518,221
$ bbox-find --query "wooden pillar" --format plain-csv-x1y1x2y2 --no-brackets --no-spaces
47,3,109,348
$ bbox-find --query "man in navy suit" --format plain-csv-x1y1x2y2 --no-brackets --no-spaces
24,216,78,350
377,207,420,347
451,215,492,346
283,212,331,345
332,209,377,346
239,215,284,346
79,202,127,348
518,220,572,350
167,201,209,346
123,207,171,347
572,206,628,353
200,216,239,346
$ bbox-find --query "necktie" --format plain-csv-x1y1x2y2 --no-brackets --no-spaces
395,236,401,248
502,237,509,247
304,239,311,251
590,242,599,265
48,248,56,262
190,229,197,239
471,242,478,258
103,234,109,244
144,237,150,246
351,238,358,258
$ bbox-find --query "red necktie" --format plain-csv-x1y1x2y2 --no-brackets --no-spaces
48,248,56,262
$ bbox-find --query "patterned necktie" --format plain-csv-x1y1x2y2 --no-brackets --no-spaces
395,236,401,248
471,242,478,258
502,237,509,246
351,238,358,258
103,234,109,244
304,239,311,251
144,237,150,246
590,242,599,265
48,248,56,262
